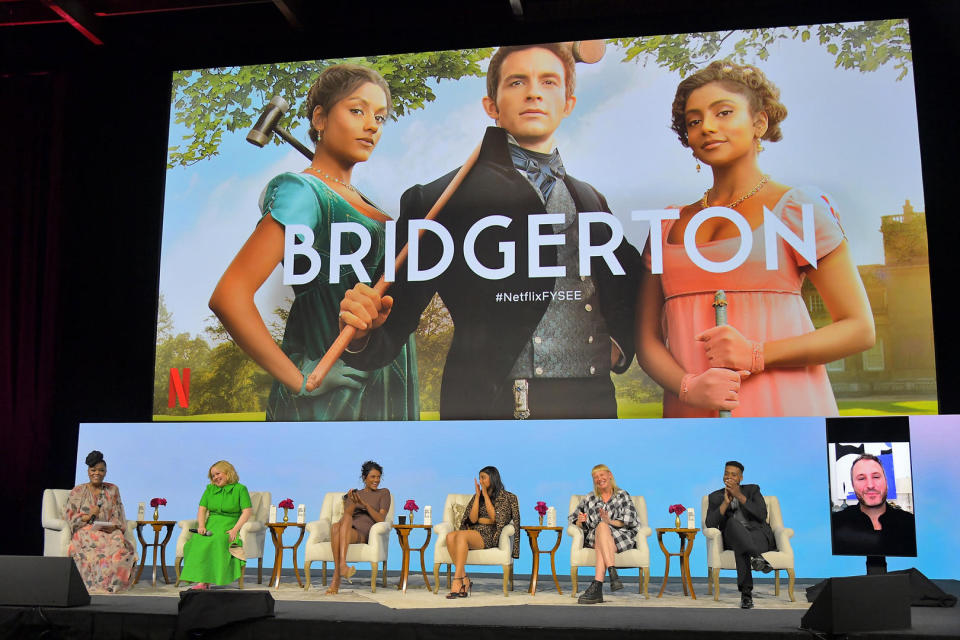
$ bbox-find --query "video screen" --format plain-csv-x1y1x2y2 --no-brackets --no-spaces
155,19,935,422
827,417,917,557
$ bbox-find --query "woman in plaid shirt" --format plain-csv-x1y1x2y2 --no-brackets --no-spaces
569,464,639,603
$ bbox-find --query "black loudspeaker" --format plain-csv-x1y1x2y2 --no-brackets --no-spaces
176,590,274,638
0,556,90,607
802,574,911,634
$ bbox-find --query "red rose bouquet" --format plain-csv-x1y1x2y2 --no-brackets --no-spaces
278,499,295,509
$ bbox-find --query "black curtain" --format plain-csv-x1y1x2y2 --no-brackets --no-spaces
1,62,169,555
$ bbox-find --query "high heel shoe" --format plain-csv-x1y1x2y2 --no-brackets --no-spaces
446,575,465,599
446,574,470,599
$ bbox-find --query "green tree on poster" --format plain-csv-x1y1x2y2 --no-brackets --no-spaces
612,20,910,79
168,50,494,168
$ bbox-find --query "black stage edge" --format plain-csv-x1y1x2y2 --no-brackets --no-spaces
2,580,958,640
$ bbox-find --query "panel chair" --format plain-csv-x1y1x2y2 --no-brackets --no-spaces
568,493,652,597
432,493,516,597
700,494,796,601
42,488,137,557
174,490,270,588
302,491,395,592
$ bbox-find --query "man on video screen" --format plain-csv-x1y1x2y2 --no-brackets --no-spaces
832,453,916,556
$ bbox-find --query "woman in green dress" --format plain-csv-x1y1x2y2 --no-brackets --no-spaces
180,460,252,589
209,63,418,421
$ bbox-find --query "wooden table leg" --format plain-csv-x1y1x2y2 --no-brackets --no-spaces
269,528,283,588
151,528,160,587
395,528,411,593
682,533,696,599
657,554,671,597
418,546,431,591
159,525,173,584
678,535,688,596
135,525,148,584
547,530,563,595
527,530,541,595
291,547,302,587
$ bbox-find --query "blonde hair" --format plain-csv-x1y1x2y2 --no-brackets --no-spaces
591,463,619,497
208,460,239,484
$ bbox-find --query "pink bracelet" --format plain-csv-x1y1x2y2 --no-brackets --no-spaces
750,341,765,374
680,373,694,404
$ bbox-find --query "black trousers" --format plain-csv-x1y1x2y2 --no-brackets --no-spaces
722,518,772,592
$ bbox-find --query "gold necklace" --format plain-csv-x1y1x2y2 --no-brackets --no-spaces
305,167,360,195
701,174,769,209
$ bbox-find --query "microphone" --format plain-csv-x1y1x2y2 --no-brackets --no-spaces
246,96,290,148
189,528,213,536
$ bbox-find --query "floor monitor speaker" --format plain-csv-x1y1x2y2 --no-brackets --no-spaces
801,574,911,634
0,556,90,607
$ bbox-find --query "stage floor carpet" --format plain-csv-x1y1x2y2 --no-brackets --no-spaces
2,570,958,639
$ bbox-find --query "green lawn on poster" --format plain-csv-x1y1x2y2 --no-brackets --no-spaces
154,399,937,422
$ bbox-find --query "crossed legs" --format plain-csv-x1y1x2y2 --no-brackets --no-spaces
327,505,359,594
592,521,617,582
722,519,770,593
445,529,484,594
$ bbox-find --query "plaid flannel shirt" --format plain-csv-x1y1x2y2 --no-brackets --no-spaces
569,489,639,553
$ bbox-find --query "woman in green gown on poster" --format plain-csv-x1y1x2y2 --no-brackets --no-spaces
209,63,418,421
180,460,252,589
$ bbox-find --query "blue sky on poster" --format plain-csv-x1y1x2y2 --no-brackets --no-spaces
77,415,959,578
158,23,924,338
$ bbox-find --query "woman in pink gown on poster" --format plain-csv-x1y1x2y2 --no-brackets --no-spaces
636,61,875,418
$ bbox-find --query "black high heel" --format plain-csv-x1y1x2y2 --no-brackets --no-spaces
459,575,472,598
446,574,469,599
447,575,466,600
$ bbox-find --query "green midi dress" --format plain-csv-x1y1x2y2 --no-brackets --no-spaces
180,482,252,585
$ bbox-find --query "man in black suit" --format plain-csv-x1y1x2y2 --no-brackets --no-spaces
705,460,775,609
338,43,639,420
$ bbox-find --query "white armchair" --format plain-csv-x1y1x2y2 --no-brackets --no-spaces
700,494,795,601
567,493,652,597
42,488,136,557
432,493,516,597
174,490,270,587
302,491,395,592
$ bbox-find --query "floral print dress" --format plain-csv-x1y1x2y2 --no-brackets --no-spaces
65,483,137,593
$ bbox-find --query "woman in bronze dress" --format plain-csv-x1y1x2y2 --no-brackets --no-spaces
444,466,520,598
326,460,391,594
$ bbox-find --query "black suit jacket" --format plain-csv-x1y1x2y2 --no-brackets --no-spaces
705,484,775,548
344,127,640,419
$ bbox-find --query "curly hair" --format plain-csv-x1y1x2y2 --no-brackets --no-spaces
486,43,576,104
305,63,392,144
361,460,383,480
671,61,787,148
85,450,105,467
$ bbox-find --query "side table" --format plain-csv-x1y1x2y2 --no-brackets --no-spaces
656,527,698,599
393,524,432,594
266,522,306,588
520,525,563,595
134,520,175,587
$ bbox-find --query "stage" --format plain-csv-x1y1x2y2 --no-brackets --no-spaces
2,570,958,639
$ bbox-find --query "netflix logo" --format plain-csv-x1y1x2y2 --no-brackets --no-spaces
168,368,190,408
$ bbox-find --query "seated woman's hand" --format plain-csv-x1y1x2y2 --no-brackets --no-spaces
228,528,239,544
338,283,393,340
696,325,761,372
577,512,587,524
197,525,207,536
681,368,750,410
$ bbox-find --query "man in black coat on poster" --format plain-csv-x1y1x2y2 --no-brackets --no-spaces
338,43,639,420
705,460,775,609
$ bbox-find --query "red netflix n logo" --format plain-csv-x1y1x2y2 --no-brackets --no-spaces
168,368,190,408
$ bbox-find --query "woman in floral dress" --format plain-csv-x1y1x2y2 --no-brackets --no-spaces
64,450,137,593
